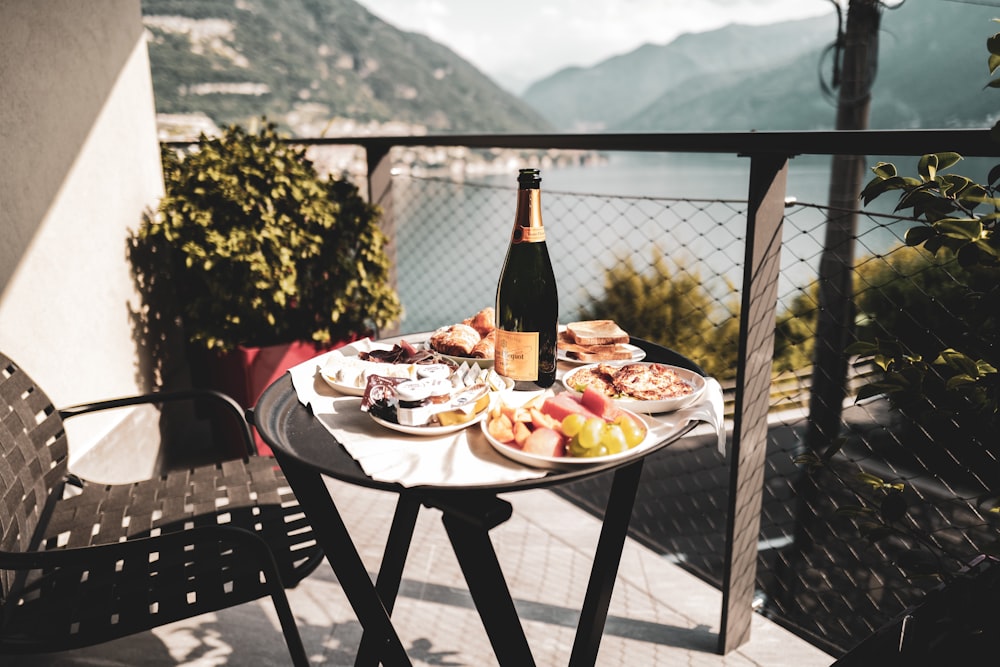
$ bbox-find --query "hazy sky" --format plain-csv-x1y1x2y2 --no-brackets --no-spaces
357,0,837,92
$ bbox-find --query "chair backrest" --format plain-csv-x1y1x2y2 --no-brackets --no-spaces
0,353,70,589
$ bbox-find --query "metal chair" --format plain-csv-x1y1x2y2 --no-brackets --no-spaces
0,352,322,665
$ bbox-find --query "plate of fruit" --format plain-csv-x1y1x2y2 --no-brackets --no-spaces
480,387,653,470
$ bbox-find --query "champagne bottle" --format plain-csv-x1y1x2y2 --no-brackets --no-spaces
495,168,558,389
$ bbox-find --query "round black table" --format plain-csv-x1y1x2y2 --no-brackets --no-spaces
252,337,704,667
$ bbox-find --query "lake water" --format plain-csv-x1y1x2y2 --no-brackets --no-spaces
391,152,912,333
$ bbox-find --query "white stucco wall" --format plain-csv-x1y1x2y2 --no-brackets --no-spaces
0,1,164,467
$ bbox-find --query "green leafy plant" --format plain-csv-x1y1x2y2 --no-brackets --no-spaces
849,242,998,452
793,22,1000,590
136,120,401,353
851,21,1000,468
854,151,999,455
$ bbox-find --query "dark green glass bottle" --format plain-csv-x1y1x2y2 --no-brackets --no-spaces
494,168,558,390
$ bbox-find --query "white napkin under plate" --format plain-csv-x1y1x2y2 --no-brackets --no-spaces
287,339,727,488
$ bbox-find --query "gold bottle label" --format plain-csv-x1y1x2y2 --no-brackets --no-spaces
513,225,545,243
495,329,539,380
510,185,545,243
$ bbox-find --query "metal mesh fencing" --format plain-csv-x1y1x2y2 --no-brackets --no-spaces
386,171,998,657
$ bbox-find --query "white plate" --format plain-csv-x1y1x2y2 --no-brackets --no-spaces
320,372,369,397
557,342,646,365
320,337,453,396
418,335,494,369
481,407,654,470
561,362,706,414
319,342,415,396
369,397,493,436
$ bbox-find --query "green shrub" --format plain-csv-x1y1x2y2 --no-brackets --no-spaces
136,120,401,352
773,285,819,374
854,244,998,362
580,248,741,380
854,163,999,489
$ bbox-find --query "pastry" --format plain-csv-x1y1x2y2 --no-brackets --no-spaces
471,330,495,359
463,307,495,337
429,323,480,357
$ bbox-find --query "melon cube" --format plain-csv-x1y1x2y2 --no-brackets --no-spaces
540,392,601,424
580,386,621,421
522,427,565,457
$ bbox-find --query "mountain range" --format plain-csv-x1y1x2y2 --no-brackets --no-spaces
527,0,1000,132
142,0,552,134
143,0,1000,136
521,16,835,132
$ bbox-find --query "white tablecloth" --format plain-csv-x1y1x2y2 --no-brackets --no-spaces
287,339,726,488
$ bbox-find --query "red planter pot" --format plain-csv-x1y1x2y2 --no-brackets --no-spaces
190,338,354,457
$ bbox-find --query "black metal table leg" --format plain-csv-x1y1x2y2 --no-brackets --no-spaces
569,459,645,666
273,451,413,667
430,493,535,667
355,494,421,667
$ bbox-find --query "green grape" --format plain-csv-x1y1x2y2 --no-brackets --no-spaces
615,415,646,448
601,424,627,454
561,413,587,438
583,445,609,458
577,418,604,450
567,434,588,457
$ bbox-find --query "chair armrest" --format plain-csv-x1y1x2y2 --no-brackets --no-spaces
58,389,256,456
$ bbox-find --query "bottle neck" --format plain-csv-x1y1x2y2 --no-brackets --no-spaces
511,188,545,244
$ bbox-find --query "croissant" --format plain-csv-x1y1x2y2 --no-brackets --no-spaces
462,307,495,337
470,330,495,359
430,323,480,357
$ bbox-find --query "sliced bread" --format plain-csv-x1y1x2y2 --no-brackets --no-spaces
565,319,630,346
558,328,633,362
566,344,634,362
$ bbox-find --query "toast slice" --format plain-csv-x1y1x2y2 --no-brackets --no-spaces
565,320,630,346
558,329,633,362
566,345,634,362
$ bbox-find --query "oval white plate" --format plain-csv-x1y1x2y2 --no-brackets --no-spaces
419,333,494,369
320,336,454,396
370,397,493,436
481,408,653,470
320,344,412,396
561,362,706,414
557,343,646,365
321,373,368,397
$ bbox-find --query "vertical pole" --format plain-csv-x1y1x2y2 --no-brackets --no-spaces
718,153,788,653
792,0,882,589
806,0,881,451
366,143,400,337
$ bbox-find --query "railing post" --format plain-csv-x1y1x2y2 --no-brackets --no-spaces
718,152,788,653
365,143,400,336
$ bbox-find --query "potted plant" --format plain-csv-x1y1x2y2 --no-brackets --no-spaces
133,119,401,454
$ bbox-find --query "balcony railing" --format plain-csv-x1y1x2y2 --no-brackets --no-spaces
172,128,1000,657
